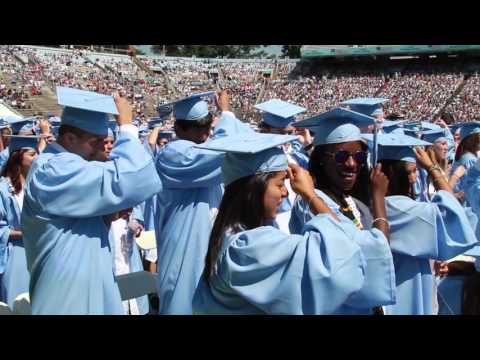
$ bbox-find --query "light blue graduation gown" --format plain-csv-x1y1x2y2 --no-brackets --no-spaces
154,111,250,314
289,140,310,170
193,214,370,315
0,148,9,173
0,178,30,307
289,189,396,314
464,163,480,228
415,168,429,202
383,191,478,315
440,127,456,164
451,152,477,207
22,131,162,315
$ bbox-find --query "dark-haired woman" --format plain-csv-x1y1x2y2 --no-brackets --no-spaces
289,113,395,315
0,137,41,307
376,139,478,315
193,131,390,315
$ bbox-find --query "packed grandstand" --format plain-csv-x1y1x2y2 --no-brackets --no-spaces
1,44,480,125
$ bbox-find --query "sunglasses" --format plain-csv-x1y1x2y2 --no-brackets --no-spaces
326,150,368,164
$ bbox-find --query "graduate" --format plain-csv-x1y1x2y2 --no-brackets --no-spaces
254,99,310,233
0,136,42,307
450,122,480,207
367,132,479,315
154,90,251,314
0,119,13,172
193,132,375,315
340,97,389,133
289,108,396,314
419,129,462,201
94,127,149,315
108,208,149,315
255,99,311,169
21,87,162,315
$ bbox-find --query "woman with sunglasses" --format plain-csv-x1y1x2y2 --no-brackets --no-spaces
290,108,395,315
372,134,478,315
194,132,385,315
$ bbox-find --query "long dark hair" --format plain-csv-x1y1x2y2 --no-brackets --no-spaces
455,133,480,161
203,172,275,281
379,159,414,199
1,149,30,194
308,143,371,210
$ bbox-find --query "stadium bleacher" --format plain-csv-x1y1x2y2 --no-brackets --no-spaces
2,45,480,122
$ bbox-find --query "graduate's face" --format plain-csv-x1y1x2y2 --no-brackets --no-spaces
263,171,288,220
21,149,37,171
454,132,461,144
1,127,12,146
404,162,417,196
103,136,114,159
68,133,107,161
433,140,448,161
322,141,365,192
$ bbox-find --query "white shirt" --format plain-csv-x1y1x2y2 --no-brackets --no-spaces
14,188,24,212
109,218,140,315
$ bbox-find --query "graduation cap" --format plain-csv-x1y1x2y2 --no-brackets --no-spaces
457,121,480,142
254,99,306,129
340,97,389,117
0,118,10,130
5,135,40,153
421,129,449,144
169,91,215,121
295,107,375,146
381,120,407,134
196,132,298,186
448,123,462,134
159,130,175,140
362,132,432,163
148,118,164,129
57,86,119,136
7,117,36,134
157,104,173,120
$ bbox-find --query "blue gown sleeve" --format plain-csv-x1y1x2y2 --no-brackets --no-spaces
464,162,480,214
443,128,456,163
289,191,395,308
0,191,10,274
214,214,367,314
156,111,248,189
387,191,478,260
26,131,162,218
132,202,145,225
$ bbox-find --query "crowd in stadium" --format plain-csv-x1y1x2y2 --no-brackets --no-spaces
1,45,480,123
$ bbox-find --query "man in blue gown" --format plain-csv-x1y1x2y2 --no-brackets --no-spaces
22,87,162,315
154,90,250,314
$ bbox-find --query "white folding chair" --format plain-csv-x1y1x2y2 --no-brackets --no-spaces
12,292,31,315
135,231,157,251
115,271,158,301
0,301,13,315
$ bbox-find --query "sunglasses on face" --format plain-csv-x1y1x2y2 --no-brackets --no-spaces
325,150,368,164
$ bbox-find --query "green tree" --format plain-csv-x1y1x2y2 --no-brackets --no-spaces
281,45,302,58
151,45,262,58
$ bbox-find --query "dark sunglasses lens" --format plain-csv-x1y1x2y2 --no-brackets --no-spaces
334,151,367,163
353,152,367,163
334,150,350,163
